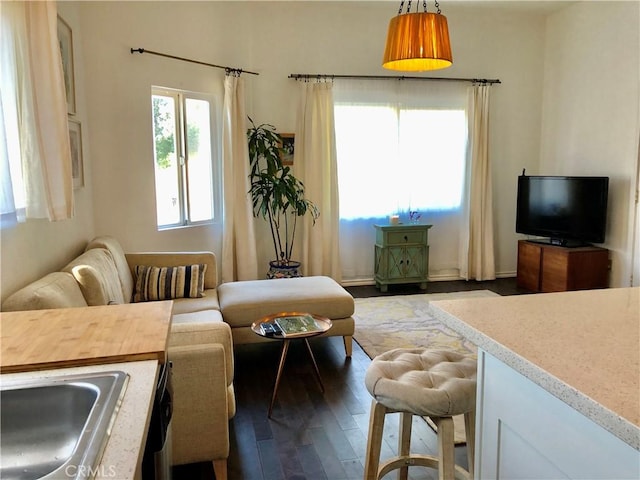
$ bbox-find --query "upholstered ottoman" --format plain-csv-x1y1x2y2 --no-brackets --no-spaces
217,276,355,357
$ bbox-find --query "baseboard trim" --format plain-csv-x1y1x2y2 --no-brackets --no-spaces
341,271,517,287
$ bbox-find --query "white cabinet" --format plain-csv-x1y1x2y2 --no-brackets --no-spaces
476,351,640,479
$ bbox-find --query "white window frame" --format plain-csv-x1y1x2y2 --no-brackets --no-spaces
151,86,221,230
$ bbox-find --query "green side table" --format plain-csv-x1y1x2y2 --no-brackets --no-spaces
374,224,432,292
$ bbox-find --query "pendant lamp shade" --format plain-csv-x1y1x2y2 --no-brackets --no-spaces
383,12,453,72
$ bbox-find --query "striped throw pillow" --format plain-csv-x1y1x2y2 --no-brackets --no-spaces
133,264,207,302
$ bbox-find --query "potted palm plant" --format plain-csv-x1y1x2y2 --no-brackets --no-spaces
247,118,319,278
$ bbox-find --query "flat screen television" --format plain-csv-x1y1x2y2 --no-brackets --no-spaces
516,175,609,246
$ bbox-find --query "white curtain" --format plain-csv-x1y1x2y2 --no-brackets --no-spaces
460,84,496,280
221,74,258,282
296,82,341,281
0,1,73,226
333,79,468,283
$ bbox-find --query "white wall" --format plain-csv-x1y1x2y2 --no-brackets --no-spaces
540,1,640,287
79,2,237,256
0,3,95,302
77,1,547,279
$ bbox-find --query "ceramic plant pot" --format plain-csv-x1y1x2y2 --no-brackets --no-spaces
267,260,302,279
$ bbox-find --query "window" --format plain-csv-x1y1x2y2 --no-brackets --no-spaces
151,87,219,229
333,79,469,281
333,80,468,220
334,105,466,219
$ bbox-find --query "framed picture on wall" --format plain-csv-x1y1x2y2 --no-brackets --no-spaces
280,133,295,165
68,119,84,189
57,15,76,115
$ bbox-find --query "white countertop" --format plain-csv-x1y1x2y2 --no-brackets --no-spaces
430,287,640,450
1,360,158,479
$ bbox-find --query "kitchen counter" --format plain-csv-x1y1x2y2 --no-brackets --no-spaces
1,360,158,480
0,301,173,478
0,301,172,372
430,287,639,449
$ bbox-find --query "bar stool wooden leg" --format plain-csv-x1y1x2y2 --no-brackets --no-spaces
364,349,477,480
364,399,387,480
434,417,455,480
397,412,412,480
464,410,476,478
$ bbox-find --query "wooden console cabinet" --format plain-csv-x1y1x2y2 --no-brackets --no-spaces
374,224,432,292
517,240,609,292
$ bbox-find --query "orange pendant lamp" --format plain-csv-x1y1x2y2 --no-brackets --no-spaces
383,0,453,72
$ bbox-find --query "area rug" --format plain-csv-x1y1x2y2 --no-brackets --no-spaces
353,290,500,444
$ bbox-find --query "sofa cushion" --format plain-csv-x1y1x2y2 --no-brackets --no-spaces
171,288,220,315
217,276,355,328
86,236,134,303
1,272,89,311
171,309,223,326
170,310,234,388
62,248,125,306
132,264,206,302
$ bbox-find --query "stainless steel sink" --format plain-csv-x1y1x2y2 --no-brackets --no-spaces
1,371,129,480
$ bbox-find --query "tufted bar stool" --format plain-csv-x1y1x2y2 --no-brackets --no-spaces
364,348,477,480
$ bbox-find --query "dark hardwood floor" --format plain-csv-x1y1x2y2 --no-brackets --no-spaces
345,276,526,298
173,277,523,480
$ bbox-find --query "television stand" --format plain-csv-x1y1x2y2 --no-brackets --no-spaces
531,238,590,248
516,240,609,292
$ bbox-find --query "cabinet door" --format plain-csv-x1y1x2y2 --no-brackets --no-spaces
517,241,542,291
374,245,385,278
541,248,609,292
565,250,609,290
404,246,426,278
386,246,426,279
477,351,639,479
541,248,569,292
387,247,406,279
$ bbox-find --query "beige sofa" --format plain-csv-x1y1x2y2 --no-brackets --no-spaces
2,236,356,480
2,236,234,480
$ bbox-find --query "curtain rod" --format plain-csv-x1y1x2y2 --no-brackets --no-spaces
289,73,500,84
130,48,259,76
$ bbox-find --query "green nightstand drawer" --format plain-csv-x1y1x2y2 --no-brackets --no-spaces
386,229,426,245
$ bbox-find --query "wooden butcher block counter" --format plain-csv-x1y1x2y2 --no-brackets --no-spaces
0,301,172,373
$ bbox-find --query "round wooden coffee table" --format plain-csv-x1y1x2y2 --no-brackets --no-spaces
251,312,332,417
